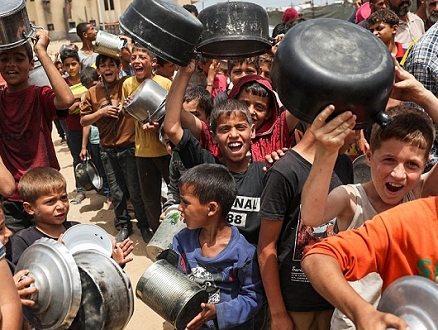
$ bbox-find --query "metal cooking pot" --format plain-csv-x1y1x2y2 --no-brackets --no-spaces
124,78,167,124
69,251,134,330
271,18,394,129
352,154,371,184
28,57,51,87
62,224,113,257
377,275,438,330
197,2,272,59
74,158,103,192
136,259,209,330
119,0,204,66
95,30,127,58
0,0,37,50
15,238,82,330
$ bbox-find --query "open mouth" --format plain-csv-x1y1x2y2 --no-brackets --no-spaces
134,67,144,74
228,142,243,152
386,182,404,193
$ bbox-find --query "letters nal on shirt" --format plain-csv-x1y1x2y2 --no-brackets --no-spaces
227,196,260,227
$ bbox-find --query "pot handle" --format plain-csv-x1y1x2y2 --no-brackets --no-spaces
374,111,393,128
22,23,45,42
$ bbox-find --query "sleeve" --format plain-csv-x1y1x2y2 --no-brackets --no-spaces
162,174,180,212
80,89,94,116
0,242,4,260
39,85,59,119
173,129,216,168
215,249,266,329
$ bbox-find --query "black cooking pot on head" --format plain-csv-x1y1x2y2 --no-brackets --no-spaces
119,0,204,66
271,18,394,129
197,2,272,59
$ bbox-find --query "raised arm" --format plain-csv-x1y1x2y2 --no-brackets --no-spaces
300,106,356,228
32,30,74,110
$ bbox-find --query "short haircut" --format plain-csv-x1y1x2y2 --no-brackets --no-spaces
184,86,213,118
179,163,237,218
239,80,271,99
96,54,121,67
76,22,89,39
188,71,208,88
23,41,34,63
155,56,169,67
80,66,99,88
228,57,259,73
132,43,153,56
60,48,80,63
210,99,252,133
183,4,198,16
367,9,399,27
19,167,67,204
258,53,273,65
370,105,435,159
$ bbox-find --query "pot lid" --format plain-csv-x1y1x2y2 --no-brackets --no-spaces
377,275,438,330
15,238,82,330
62,224,113,257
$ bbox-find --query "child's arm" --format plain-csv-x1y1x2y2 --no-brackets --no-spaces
0,158,15,197
164,61,202,145
0,256,23,329
32,30,74,110
111,238,134,267
300,106,356,228
80,125,91,160
80,90,119,127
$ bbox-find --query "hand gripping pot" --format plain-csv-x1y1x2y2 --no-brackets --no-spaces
119,0,204,66
271,18,394,129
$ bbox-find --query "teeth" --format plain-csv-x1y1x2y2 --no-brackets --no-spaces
388,183,402,188
229,143,241,147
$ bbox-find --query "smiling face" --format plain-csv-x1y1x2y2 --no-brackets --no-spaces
24,189,70,226
130,48,153,83
237,90,271,130
0,45,33,91
367,137,427,205
97,57,120,84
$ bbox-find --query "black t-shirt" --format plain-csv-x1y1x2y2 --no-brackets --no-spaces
259,149,345,311
173,129,265,244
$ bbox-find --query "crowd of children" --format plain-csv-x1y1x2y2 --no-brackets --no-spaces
3,4,438,329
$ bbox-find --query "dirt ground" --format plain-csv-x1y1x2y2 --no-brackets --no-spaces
46,40,174,330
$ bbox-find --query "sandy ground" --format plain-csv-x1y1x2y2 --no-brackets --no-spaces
47,40,174,330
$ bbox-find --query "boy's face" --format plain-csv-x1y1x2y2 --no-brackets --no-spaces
83,24,97,41
212,111,254,169
369,22,397,45
178,184,209,230
367,137,427,205
130,49,153,82
97,58,120,84
23,189,69,225
183,99,208,123
63,57,81,79
0,46,33,88
258,62,271,83
155,62,177,80
230,62,257,85
0,209,12,247
237,90,271,130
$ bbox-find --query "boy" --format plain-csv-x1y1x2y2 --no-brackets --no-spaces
164,61,265,245
80,54,146,243
0,30,74,234
122,44,171,239
153,56,177,81
172,163,265,329
368,9,405,62
11,167,133,266
60,48,88,204
76,22,98,68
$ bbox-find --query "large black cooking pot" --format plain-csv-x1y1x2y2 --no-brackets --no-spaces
119,0,204,66
271,18,394,129
197,2,272,59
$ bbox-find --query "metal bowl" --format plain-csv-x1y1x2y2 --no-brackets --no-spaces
74,159,103,192
62,224,113,257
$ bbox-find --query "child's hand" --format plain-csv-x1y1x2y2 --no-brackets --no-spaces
112,238,134,267
79,148,88,161
181,59,196,76
310,105,356,154
391,62,428,105
185,303,216,330
99,104,120,119
32,30,50,56
263,147,289,172
14,270,38,307
142,121,160,131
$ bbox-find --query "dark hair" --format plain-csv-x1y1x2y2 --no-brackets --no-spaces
188,71,208,88
96,54,121,67
370,105,435,159
179,163,237,218
19,167,66,204
76,22,89,39
210,99,252,133
367,9,399,26
60,48,80,63
80,66,99,88
183,4,198,16
228,57,259,73
184,86,213,118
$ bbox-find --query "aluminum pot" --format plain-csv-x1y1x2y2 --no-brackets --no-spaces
136,259,209,330
74,158,103,192
271,18,394,129
119,0,204,66
0,0,35,50
15,238,82,330
378,275,438,330
197,2,272,59
69,251,134,330
28,57,51,87
124,78,167,124
95,30,127,58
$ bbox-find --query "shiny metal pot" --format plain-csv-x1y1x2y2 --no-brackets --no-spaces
95,30,127,58
124,78,167,124
0,0,36,50
74,158,103,192
197,2,272,59
28,57,51,87
136,259,209,330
